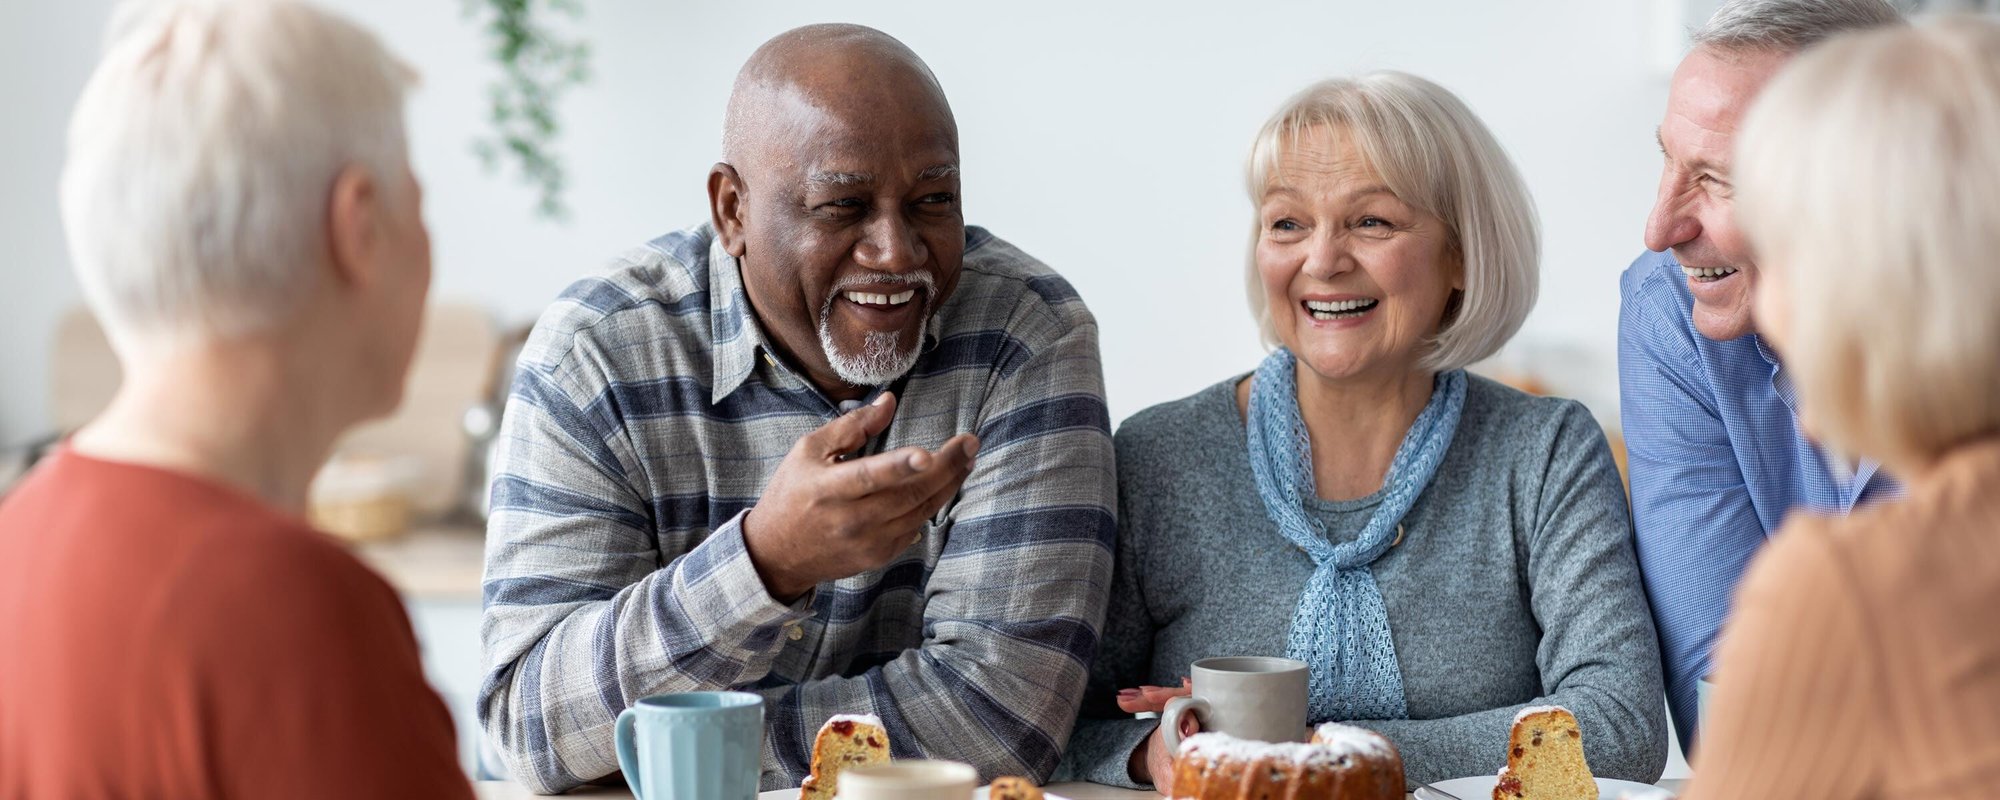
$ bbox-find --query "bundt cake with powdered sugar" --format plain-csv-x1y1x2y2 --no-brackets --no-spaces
1166,723,1403,799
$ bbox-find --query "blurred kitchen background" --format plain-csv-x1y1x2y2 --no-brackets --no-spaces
7,0,1988,782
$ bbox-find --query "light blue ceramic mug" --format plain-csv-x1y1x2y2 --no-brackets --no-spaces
614,691,763,800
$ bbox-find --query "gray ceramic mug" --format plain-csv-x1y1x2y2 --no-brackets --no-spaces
1161,656,1309,749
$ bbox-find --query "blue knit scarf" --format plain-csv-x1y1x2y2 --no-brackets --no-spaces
1244,349,1466,722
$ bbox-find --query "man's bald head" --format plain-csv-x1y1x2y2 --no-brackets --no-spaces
721,24,955,166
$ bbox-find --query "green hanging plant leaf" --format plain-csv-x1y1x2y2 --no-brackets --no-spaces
464,0,591,221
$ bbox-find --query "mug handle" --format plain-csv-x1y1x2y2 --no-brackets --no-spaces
1160,695,1209,752
615,706,644,798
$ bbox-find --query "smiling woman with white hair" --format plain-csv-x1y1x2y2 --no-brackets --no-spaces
1058,73,1666,792
0,1,469,797
1683,15,2000,799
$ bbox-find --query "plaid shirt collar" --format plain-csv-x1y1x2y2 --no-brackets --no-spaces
705,236,768,404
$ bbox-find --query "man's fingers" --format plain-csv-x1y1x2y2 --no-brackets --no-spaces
824,431,978,504
801,392,898,459
827,445,930,498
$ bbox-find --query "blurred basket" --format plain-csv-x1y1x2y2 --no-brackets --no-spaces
309,454,424,542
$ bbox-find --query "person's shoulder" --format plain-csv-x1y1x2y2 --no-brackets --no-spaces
1619,249,1688,308
1114,378,1243,468
1461,373,1601,444
948,226,1097,338
171,514,407,636
520,223,720,377
1456,374,1618,485
1617,249,1701,343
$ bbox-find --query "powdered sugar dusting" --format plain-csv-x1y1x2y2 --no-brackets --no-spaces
1512,705,1570,725
1177,731,1388,768
820,713,883,733
1309,722,1393,757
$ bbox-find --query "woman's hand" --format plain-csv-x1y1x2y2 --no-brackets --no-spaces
1118,679,1194,792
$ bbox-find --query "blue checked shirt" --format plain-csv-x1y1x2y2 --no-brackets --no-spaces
1618,250,1898,754
478,224,1116,793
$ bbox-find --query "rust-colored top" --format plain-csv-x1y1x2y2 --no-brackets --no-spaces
0,450,471,800
1685,438,2000,799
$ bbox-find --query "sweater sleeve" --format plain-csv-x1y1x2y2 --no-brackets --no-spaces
1055,426,1169,788
1348,402,1669,786
1677,518,1880,800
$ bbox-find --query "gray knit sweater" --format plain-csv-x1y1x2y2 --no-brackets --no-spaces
1056,374,1667,788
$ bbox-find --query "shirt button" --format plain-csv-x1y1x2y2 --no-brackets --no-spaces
786,624,804,641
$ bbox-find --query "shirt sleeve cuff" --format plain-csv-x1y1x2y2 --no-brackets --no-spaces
672,508,815,643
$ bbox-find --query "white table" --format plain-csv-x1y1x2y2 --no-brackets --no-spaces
472,778,1689,799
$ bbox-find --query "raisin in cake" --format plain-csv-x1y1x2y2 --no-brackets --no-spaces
1492,706,1595,800
798,713,890,800
1168,725,1403,800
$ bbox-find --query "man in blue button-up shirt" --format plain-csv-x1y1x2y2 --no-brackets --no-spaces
1619,0,1902,756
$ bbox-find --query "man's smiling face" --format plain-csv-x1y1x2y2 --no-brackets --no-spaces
1646,45,1790,342
712,31,964,399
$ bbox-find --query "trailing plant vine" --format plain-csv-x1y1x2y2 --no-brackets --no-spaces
464,0,591,220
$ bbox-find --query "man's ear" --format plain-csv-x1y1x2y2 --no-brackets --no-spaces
327,165,381,289
709,162,749,258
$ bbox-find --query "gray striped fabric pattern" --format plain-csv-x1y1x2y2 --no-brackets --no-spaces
477,223,1116,793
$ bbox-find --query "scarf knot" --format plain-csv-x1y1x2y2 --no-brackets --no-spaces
1243,350,1466,722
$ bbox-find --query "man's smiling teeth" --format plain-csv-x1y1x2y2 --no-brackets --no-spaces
1682,266,1740,281
1305,299,1378,319
842,289,917,307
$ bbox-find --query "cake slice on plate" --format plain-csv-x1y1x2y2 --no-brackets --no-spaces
798,713,890,800
1492,705,1596,800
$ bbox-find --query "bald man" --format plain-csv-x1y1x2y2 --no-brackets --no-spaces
478,25,1115,793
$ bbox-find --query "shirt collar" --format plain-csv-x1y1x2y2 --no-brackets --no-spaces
707,238,767,404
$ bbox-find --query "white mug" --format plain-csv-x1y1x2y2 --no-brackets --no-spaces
1161,656,1310,750
836,760,977,800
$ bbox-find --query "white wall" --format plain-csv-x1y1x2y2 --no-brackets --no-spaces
0,0,1728,445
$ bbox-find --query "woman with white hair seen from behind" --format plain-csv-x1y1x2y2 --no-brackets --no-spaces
0,1,469,798
1688,15,2000,799
1058,74,1666,792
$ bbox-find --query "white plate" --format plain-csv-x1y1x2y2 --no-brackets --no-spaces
1418,776,1674,800
756,789,1074,800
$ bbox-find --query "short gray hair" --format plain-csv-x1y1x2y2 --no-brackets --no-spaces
1692,0,1904,53
61,0,416,343
1244,73,1540,372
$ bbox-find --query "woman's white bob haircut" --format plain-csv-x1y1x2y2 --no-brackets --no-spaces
1244,72,1540,372
1737,15,2000,472
60,0,417,344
